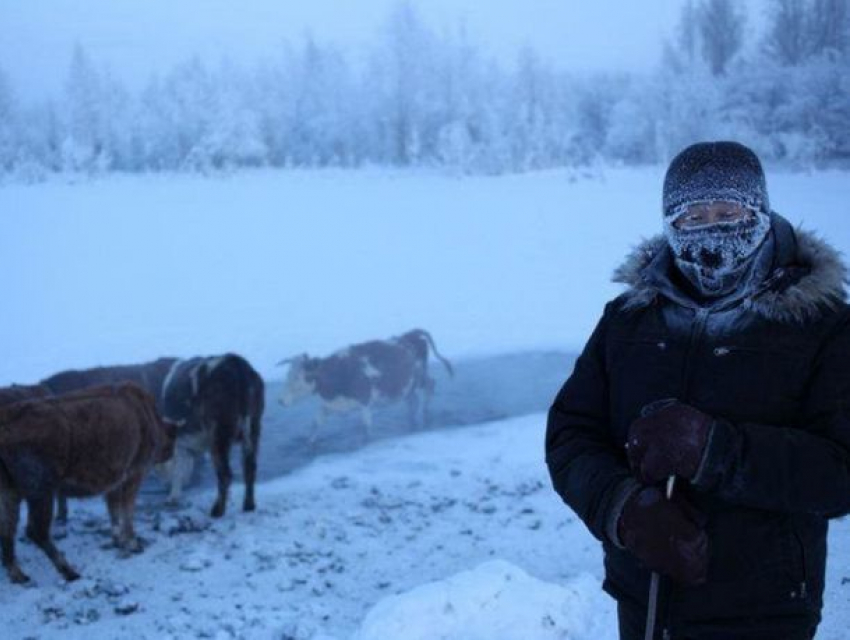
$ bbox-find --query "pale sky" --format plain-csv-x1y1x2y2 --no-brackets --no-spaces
0,0,767,101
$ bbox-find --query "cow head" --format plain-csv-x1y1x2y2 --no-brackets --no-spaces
277,354,316,406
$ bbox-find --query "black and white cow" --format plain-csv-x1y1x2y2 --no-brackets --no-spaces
278,329,453,442
159,354,264,517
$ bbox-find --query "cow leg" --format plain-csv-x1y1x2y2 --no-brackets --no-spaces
165,447,194,507
242,417,260,512
55,494,69,525
406,390,421,429
210,427,233,519
115,473,144,554
105,475,143,555
0,485,28,584
105,490,122,542
360,406,373,441
422,376,436,427
25,495,79,581
309,406,328,447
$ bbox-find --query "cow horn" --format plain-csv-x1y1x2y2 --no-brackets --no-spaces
276,353,307,366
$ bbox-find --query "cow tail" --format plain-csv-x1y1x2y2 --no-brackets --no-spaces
418,330,454,377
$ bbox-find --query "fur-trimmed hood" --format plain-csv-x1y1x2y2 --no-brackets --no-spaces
612,213,849,324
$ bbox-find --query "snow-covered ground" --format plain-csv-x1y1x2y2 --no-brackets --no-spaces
2,413,850,640
0,413,609,640
2,166,849,387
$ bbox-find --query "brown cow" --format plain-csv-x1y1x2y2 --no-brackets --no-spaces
0,383,177,584
0,384,66,532
40,357,178,523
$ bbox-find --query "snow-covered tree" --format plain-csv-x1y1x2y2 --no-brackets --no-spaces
0,67,17,173
62,44,115,173
696,0,746,75
763,0,810,65
285,37,356,166
367,1,437,165
808,0,849,56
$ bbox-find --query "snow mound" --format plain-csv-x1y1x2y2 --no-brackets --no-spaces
354,560,616,640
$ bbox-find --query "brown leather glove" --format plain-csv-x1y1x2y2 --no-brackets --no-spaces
626,401,714,484
617,485,709,586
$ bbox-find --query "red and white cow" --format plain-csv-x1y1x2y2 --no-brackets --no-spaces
278,329,453,441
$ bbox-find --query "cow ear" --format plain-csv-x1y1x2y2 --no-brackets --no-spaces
277,353,309,367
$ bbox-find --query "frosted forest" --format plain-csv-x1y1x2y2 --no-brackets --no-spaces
1,0,850,181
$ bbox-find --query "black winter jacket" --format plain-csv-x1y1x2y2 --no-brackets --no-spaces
546,213,850,635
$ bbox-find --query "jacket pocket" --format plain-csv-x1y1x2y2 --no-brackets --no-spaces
702,344,808,423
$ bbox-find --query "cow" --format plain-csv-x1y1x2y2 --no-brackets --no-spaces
277,329,454,442
0,383,177,584
158,354,264,518
0,384,52,406
0,384,65,529
39,357,178,523
41,357,178,398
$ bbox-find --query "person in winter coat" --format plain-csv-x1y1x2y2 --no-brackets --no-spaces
545,141,850,640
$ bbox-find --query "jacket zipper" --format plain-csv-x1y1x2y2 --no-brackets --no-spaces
679,307,710,402
661,306,711,640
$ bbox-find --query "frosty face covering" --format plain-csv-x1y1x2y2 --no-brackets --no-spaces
664,204,771,297
661,141,773,299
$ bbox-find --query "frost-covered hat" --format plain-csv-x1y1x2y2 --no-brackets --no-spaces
662,141,769,218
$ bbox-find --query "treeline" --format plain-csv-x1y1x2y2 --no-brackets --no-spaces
1,0,849,180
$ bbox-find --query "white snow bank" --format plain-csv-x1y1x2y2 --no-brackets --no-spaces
354,559,616,640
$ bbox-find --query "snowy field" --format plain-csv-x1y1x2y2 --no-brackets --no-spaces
2,167,850,639
1,413,850,640
0,413,612,640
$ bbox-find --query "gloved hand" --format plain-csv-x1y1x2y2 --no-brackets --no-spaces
626,400,714,484
617,485,709,586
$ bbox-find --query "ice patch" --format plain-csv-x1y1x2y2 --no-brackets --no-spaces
353,560,616,640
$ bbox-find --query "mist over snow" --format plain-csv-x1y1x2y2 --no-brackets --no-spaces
2,166,849,388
